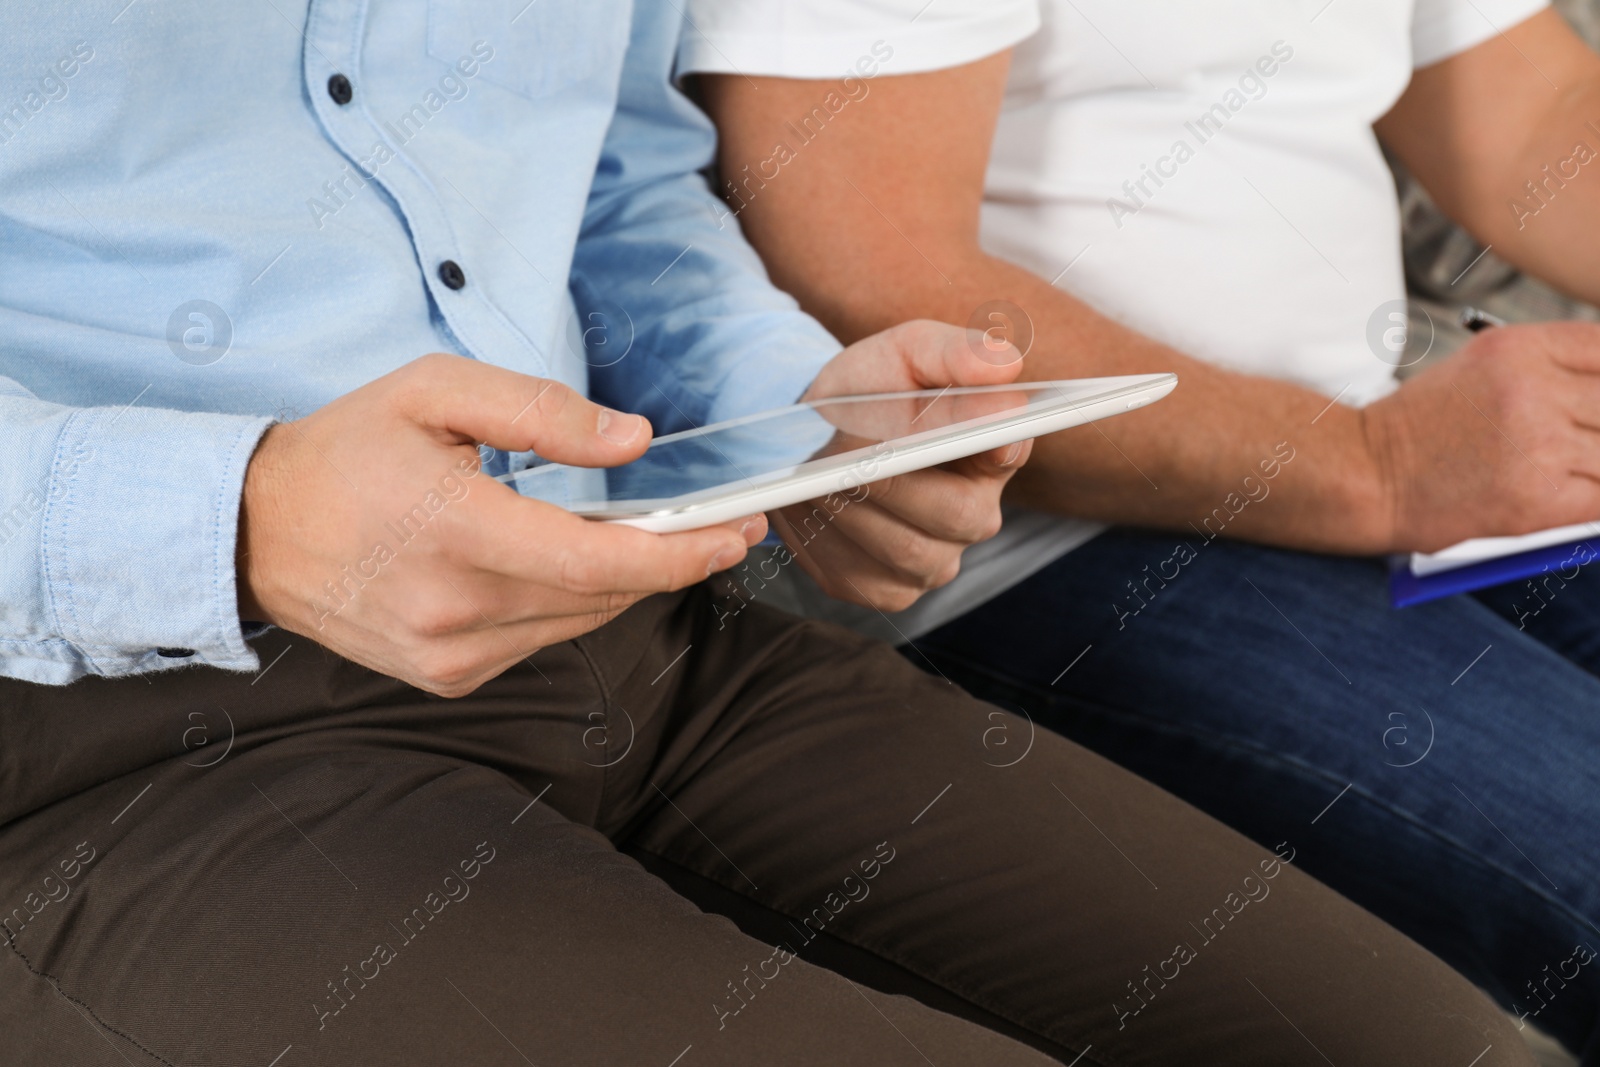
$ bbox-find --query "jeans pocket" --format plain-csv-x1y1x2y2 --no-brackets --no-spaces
426,0,632,101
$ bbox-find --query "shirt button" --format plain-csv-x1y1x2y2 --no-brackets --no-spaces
327,73,353,106
438,260,467,290
156,647,196,658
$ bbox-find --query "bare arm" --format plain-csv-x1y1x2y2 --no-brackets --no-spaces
700,56,1392,554
701,48,1600,555
1378,7,1600,304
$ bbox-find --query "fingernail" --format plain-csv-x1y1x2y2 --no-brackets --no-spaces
597,408,644,444
706,544,742,576
998,442,1024,468
739,517,763,541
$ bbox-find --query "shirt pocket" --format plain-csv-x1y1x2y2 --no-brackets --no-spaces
426,0,633,100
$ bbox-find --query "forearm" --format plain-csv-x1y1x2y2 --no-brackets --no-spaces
766,243,1394,553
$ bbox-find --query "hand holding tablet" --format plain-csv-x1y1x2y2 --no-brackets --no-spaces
499,374,1177,532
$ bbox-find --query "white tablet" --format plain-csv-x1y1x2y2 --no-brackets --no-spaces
498,374,1176,533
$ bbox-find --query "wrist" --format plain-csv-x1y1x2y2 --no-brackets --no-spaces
235,424,286,626
1351,401,1406,554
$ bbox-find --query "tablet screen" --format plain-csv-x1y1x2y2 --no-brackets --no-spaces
499,380,1122,517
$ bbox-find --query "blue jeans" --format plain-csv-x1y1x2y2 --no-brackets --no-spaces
915,529,1600,1062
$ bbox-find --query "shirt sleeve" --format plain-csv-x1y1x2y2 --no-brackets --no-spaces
573,5,842,433
1412,0,1549,68
0,377,271,685
678,0,1040,79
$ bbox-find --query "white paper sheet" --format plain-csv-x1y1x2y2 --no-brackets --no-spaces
1409,521,1600,576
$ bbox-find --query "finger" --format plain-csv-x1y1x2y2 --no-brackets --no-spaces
816,497,969,585
461,605,635,660
1562,470,1600,511
457,485,761,595
1535,322,1600,375
774,508,958,610
400,608,635,697
1562,373,1600,426
376,567,653,638
394,353,654,468
854,466,1006,543
357,508,760,655
436,513,770,628
964,437,1033,474
813,321,1026,398
1558,416,1600,484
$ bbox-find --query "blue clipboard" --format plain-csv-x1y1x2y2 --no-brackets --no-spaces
1388,537,1600,607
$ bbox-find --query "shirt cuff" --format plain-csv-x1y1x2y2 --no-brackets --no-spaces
703,316,842,425
32,405,273,683
678,0,1040,79
1413,0,1548,67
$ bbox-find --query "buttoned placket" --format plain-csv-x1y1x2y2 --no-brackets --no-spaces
298,0,553,380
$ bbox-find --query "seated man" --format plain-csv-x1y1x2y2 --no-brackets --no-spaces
684,0,1600,1058
0,4,1533,1066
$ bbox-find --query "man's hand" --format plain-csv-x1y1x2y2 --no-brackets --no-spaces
1363,321,1600,552
237,354,763,697
771,320,1031,612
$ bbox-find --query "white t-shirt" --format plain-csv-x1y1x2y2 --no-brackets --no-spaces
679,0,1548,643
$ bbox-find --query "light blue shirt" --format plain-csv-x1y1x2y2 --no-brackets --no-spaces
0,0,840,684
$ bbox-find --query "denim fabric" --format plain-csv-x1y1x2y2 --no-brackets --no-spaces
0,0,838,684
914,529,1600,1063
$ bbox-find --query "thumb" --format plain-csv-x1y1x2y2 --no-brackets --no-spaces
896,320,1025,389
921,323,1017,390
396,353,652,468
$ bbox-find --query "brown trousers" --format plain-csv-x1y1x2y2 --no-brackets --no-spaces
0,586,1530,1066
